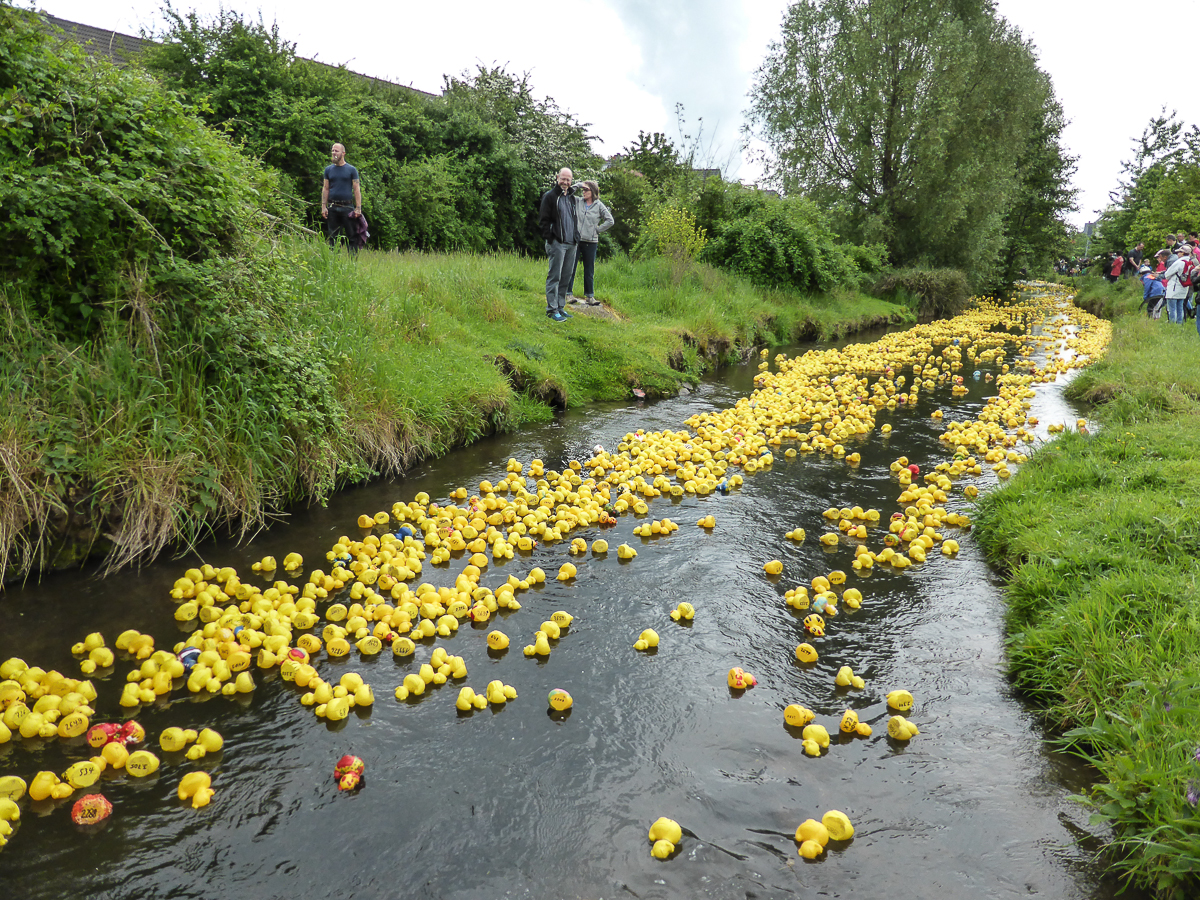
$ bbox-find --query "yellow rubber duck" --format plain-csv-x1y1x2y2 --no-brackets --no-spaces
803,614,825,637
669,602,695,621
551,610,574,629
802,723,830,749
822,810,854,841
617,543,637,559
591,539,608,553
633,628,659,651
727,667,757,689
178,771,215,809
556,562,577,581
763,559,783,575
795,818,829,857
839,709,859,733
784,704,815,727
548,689,573,711
887,715,920,740
487,631,510,651
648,816,682,850
886,690,914,711
125,750,161,777
794,643,818,664
696,515,716,528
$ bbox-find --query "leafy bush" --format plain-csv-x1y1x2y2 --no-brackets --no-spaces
702,195,864,292
0,9,287,336
872,267,971,319
143,12,599,254
637,206,708,261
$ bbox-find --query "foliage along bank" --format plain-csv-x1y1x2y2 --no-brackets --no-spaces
0,7,910,582
975,279,1200,897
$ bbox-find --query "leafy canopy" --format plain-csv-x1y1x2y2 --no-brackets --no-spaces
747,0,1073,286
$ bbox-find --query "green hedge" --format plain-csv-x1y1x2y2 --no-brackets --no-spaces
872,267,971,319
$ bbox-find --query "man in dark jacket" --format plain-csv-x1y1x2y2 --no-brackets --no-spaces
538,168,578,322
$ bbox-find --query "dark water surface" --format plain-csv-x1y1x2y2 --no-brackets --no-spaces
0,317,1143,900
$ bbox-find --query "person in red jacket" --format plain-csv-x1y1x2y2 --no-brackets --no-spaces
1106,252,1124,283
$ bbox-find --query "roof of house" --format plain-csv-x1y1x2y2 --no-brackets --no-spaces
39,12,437,99
40,12,151,66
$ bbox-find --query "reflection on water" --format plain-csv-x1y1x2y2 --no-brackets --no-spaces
0,322,1143,900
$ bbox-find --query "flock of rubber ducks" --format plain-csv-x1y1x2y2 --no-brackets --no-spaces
0,285,1109,864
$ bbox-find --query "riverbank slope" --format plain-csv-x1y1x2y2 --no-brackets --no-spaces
1,242,910,583
975,279,1200,897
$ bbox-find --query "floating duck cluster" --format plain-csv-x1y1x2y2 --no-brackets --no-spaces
0,286,1109,861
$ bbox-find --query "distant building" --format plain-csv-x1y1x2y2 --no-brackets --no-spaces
37,12,437,99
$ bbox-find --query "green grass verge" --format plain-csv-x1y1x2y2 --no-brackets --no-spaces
974,295,1200,897
0,241,910,580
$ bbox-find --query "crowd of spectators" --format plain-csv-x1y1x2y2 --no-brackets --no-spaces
1132,233,1199,326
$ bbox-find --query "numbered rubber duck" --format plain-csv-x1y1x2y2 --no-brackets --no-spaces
784,704,815,727
785,587,810,610
794,643,818,664
487,631,510,651
550,610,574,629
886,690,914,711
839,709,859,733
547,689,573,711
727,667,757,690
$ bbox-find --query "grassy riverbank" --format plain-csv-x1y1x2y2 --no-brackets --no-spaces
975,286,1200,896
0,241,908,581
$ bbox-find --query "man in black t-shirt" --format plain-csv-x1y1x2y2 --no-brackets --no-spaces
321,143,361,250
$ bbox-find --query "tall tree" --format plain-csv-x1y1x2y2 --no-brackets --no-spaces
1099,110,1200,252
747,0,1066,285
994,88,1078,285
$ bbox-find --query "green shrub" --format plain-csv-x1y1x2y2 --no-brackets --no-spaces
637,205,708,261
872,267,971,319
701,195,864,292
0,8,287,337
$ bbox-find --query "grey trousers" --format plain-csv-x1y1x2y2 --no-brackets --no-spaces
545,239,578,313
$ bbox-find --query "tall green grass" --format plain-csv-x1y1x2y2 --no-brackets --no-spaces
0,240,910,580
975,310,1200,896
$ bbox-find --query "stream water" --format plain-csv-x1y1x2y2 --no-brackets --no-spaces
0,316,1146,900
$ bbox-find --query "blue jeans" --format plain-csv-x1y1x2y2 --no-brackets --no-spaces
1167,297,1184,323
544,239,577,313
567,241,598,297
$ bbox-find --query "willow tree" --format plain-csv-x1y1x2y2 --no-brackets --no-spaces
747,0,1067,284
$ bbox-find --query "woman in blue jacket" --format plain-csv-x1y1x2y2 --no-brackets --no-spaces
567,180,615,306
1141,265,1166,319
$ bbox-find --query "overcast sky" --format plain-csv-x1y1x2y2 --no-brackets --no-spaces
32,0,1200,231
